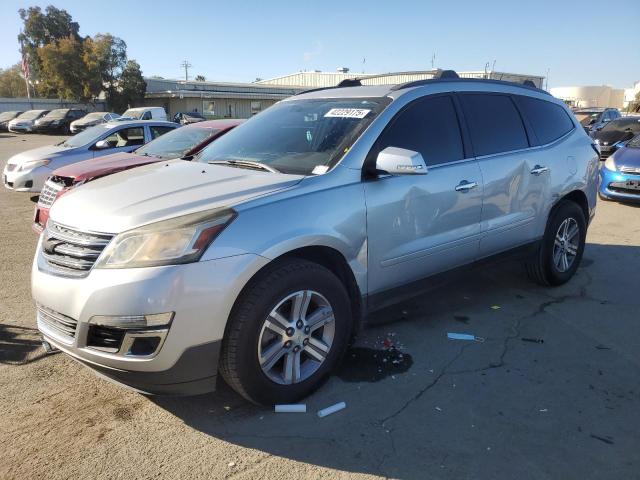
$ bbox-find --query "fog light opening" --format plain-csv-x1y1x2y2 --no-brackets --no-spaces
128,336,162,356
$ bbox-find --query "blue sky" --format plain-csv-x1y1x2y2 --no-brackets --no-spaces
1,0,638,88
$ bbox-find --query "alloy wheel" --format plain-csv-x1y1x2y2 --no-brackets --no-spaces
553,217,580,273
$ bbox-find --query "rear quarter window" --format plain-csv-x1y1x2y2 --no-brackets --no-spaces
515,96,575,145
460,94,529,156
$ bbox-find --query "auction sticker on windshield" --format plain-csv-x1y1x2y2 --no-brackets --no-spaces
324,108,371,119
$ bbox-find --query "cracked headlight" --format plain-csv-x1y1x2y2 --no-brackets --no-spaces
95,209,236,269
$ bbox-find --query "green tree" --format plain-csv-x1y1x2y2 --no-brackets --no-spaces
0,63,27,97
38,36,88,100
18,5,81,85
195,74,206,82
83,34,127,102
110,60,147,112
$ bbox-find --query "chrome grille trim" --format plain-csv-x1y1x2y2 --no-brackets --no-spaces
38,180,63,208
37,305,78,343
620,166,640,175
41,222,114,277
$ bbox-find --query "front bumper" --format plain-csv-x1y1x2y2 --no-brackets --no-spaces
3,165,53,192
599,168,640,203
32,244,269,395
8,124,34,133
34,123,65,133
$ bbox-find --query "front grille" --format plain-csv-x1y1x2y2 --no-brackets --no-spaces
38,180,64,208
41,222,113,277
620,166,640,176
37,305,78,341
6,164,16,172
599,148,613,161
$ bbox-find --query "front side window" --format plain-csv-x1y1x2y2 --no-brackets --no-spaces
137,126,217,159
141,111,152,120
198,97,390,175
515,96,574,145
374,95,464,166
101,127,145,148
460,94,529,156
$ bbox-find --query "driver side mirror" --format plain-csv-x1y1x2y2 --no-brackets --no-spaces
375,147,428,175
93,140,110,150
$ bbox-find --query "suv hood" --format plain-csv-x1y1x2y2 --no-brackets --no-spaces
52,152,151,181
7,144,74,166
594,129,636,146
50,159,304,233
613,147,640,168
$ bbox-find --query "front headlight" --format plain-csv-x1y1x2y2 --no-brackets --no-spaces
594,139,600,145
95,209,236,269
18,158,50,172
604,156,616,172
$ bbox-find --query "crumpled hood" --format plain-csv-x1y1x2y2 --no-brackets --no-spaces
52,152,147,181
50,159,304,233
7,144,72,166
613,147,640,169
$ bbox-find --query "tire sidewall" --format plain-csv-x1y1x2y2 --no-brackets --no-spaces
230,261,352,404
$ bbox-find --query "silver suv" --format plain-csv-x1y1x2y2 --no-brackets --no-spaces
32,72,598,404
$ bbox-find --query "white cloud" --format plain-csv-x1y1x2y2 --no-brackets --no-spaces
303,41,324,63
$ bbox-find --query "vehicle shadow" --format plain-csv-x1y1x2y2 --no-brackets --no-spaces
0,323,50,365
150,242,638,478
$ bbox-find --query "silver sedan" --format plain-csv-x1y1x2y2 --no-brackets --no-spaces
2,120,178,192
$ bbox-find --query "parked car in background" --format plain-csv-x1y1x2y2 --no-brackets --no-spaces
33,108,87,134
599,134,640,203
33,119,243,232
591,116,640,161
173,111,206,124
70,112,121,133
0,111,23,131
573,107,621,134
120,106,167,121
32,74,598,404
3,120,178,192
7,110,50,133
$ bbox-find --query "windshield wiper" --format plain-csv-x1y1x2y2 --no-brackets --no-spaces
208,159,280,173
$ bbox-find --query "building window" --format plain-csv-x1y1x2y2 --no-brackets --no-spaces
251,101,262,115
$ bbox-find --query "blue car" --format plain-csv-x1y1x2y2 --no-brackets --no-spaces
599,134,640,203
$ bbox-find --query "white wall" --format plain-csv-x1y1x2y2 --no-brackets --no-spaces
550,86,625,109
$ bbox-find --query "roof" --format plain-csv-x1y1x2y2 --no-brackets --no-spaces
103,120,178,128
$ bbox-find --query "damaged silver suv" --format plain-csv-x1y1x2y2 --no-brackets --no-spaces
32,71,598,404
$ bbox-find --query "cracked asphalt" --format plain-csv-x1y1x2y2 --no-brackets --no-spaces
1,133,639,479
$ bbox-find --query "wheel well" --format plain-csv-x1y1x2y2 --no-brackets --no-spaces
557,190,589,223
276,246,364,332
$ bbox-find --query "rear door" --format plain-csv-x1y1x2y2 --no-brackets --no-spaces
459,93,541,257
364,94,483,295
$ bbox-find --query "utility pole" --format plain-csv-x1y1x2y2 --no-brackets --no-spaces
431,53,435,69
181,60,192,82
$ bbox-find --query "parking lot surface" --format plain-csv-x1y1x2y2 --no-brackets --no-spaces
1,133,639,479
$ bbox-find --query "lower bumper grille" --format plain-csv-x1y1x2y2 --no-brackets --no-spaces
38,180,64,208
37,305,78,342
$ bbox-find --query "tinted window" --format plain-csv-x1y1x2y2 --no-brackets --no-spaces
149,126,174,139
376,95,464,166
460,94,528,156
515,96,574,145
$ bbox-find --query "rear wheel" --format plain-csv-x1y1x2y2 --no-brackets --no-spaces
219,259,352,405
526,200,586,286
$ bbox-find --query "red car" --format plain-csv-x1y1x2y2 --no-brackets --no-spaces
33,119,243,233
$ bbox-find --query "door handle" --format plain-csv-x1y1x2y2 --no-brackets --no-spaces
455,180,478,192
530,165,549,175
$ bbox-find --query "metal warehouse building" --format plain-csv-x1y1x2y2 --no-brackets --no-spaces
142,69,545,119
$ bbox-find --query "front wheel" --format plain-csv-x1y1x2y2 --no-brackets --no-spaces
219,259,352,405
526,200,587,286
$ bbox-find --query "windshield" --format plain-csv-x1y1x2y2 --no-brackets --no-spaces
81,112,105,122
0,111,19,121
575,112,601,126
17,110,46,120
197,98,390,175
61,124,109,148
44,109,69,119
600,118,640,134
122,109,143,119
136,126,218,159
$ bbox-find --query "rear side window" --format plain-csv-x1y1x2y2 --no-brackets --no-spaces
515,96,574,145
150,126,174,139
460,94,529,156
376,95,464,166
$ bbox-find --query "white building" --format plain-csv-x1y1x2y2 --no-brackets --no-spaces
258,69,545,89
550,85,625,109
624,81,640,110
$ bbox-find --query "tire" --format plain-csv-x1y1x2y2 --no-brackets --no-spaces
219,259,352,405
526,200,587,286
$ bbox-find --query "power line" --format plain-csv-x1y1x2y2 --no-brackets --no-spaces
180,60,192,82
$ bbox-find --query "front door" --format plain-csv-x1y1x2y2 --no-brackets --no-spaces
92,126,146,158
364,94,483,295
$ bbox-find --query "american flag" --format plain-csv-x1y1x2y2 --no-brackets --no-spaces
21,50,30,81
